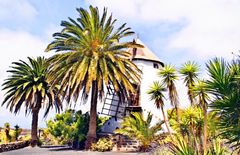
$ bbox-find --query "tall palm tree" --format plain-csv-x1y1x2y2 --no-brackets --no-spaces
115,112,164,151
179,61,199,106
159,64,180,125
206,58,240,151
2,57,62,146
45,6,142,149
192,80,209,154
147,81,172,135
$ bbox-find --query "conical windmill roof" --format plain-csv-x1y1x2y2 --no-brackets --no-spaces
127,39,164,66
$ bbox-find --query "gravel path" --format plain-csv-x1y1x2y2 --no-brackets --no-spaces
1,146,149,155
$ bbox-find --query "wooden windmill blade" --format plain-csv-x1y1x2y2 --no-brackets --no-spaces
101,85,126,118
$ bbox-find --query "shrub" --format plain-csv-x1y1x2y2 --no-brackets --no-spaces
91,138,113,152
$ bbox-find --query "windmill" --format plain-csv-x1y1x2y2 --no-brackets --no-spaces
100,39,164,133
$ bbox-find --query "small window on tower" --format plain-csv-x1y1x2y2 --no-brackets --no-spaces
153,63,159,69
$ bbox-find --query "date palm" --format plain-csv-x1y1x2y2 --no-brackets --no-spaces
147,81,172,135
115,112,164,151
192,80,210,154
159,64,180,126
179,61,199,106
2,57,62,146
45,6,142,149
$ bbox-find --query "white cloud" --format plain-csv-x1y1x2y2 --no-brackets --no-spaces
0,0,37,21
0,28,52,128
89,0,240,60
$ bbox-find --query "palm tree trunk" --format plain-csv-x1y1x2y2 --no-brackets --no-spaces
188,88,195,106
31,94,42,147
31,108,40,147
203,107,207,154
160,106,172,136
85,81,98,150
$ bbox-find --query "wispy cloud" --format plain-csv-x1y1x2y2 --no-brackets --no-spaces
89,0,240,60
0,0,37,21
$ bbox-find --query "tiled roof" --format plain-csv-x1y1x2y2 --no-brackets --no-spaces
127,39,164,66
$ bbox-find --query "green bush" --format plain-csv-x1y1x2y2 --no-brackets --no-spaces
91,138,113,152
46,109,109,149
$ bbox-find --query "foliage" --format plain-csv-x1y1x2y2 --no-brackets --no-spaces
2,57,62,117
46,109,108,148
169,136,196,155
158,64,179,108
47,109,89,146
91,137,113,152
115,112,163,151
207,138,229,155
45,5,142,148
179,61,200,105
2,57,63,146
147,81,166,109
13,125,22,141
206,58,240,151
147,81,172,136
4,123,11,143
158,64,180,130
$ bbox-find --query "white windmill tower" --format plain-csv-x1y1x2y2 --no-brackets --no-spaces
100,39,164,134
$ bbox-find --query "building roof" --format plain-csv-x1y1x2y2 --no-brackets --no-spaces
127,39,164,66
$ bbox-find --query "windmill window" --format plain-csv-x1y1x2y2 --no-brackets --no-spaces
153,63,159,69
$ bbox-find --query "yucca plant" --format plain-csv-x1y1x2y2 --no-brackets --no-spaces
207,138,229,155
169,136,197,155
147,81,172,136
179,61,200,106
115,112,164,151
159,64,180,126
206,58,240,152
192,79,210,154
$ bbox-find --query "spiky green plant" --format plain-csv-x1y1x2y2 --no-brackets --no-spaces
159,64,180,126
192,79,210,154
115,112,163,151
147,81,172,135
169,136,197,155
179,61,200,105
206,58,240,152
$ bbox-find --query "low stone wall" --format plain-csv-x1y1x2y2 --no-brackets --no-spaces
0,141,29,153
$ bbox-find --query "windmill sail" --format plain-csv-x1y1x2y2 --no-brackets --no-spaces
101,85,127,118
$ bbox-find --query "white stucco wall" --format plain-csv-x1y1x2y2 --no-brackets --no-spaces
133,59,171,132
100,59,172,133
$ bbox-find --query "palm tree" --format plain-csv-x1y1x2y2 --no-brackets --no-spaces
115,112,163,151
206,58,240,151
2,57,62,146
192,80,209,154
45,6,142,149
147,81,172,135
179,61,199,106
159,64,180,126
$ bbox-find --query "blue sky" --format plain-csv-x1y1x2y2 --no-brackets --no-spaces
0,0,239,129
